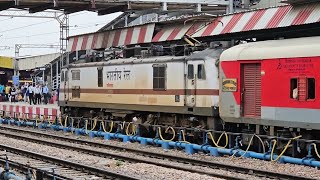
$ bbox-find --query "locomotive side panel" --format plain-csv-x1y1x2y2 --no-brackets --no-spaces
59,48,222,127
61,61,186,109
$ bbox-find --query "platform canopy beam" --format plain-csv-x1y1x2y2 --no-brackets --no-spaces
0,0,229,14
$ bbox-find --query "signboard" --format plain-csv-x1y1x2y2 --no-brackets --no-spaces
222,78,237,92
0,56,14,69
12,76,19,86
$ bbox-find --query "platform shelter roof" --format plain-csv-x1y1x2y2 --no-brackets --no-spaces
192,3,320,38
67,2,320,52
66,23,155,52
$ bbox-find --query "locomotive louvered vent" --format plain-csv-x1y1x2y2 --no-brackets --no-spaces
151,45,163,56
134,46,142,57
141,50,150,58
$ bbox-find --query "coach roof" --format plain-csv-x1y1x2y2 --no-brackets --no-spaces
220,36,320,61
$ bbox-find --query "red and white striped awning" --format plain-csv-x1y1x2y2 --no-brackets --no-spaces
67,23,155,52
192,3,320,37
152,22,205,42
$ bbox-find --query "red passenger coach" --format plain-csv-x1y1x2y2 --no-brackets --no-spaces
219,36,320,136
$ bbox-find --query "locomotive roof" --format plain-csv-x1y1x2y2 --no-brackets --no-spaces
67,48,221,68
220,36,320,61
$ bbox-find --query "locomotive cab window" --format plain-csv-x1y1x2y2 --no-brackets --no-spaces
290,78,298,99
98,68,103,87
187,64,194,79
153,65,166,90
307,78,315,100
197,64,206,80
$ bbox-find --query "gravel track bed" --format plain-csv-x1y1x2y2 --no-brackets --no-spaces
0,134,226,180
3,125,320,179
0,129,267,180
3,152,101,179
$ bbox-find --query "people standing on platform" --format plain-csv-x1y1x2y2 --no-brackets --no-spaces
34,85,42,105
10,85,16,103
0,84,4,101
28,84,35,105
21,85,26,102
42,84,49,104
25,85,30,103
5,84,10,101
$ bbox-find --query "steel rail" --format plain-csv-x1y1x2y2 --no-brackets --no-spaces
0,129,245,180
0,142,137,180
0,158,70,180
0,125,314,180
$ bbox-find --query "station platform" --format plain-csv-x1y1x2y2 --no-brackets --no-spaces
0,102,60,120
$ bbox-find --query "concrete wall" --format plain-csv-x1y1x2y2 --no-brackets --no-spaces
17,53,60,70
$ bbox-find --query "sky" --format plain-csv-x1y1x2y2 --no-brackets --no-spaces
0,10,122,57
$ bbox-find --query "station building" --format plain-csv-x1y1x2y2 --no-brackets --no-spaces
0,56,13,85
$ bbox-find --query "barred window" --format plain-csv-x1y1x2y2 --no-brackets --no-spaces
290,77,316,101
98,68,103,87
153,65,166,90
72,86,80,98
71,70,80,80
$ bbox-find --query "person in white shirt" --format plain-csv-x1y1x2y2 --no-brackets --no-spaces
34,85,42,105
28,85,35,105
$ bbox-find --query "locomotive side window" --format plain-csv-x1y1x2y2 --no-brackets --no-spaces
197,64,206,79
153,65,166,90
97,68,103,87
187,64,194,79
72,70,80,80
290,78,298,99
61,71,65,82
307,78,315,100
65,71,68,81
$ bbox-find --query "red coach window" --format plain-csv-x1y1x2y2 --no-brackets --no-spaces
290,78,298,99
307,78,315,100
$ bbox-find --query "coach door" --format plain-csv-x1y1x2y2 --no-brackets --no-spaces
186,62,196,107
241,63,261,118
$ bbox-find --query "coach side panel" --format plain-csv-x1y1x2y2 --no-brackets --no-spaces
220,57,320,129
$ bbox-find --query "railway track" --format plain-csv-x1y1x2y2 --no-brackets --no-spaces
0,144,137,180
0,125,314,180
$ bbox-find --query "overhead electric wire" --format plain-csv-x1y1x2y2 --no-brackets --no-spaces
0,19,54,34
3,22,107,40
0,11,89,34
